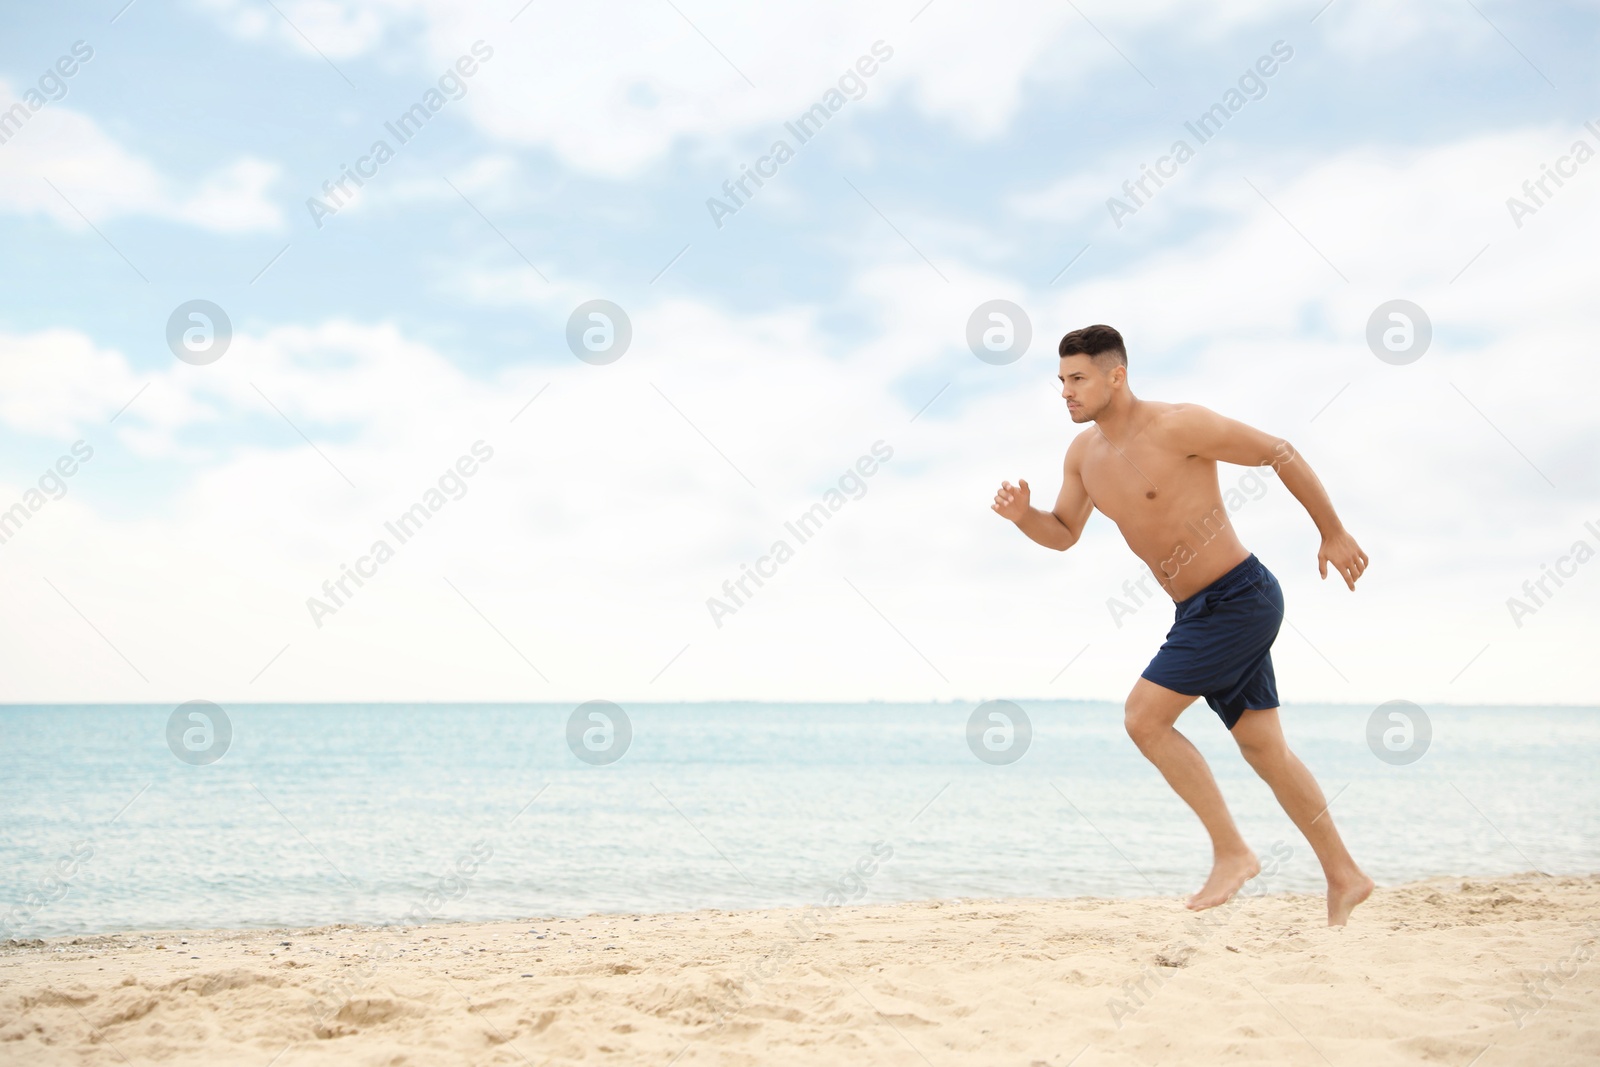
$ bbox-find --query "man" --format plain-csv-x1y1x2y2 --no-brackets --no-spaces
991,324,1373,926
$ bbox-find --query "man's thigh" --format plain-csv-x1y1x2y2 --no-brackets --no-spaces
1230,707,1286,754
1126,676,1199,731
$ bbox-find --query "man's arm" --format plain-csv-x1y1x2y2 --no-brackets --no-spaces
1165,404,1370,589
992,439,1093,551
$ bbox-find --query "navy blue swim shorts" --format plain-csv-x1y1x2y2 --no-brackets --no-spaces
1140,553,1284,730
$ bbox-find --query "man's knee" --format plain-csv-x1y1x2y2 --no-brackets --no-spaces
1124,705,1166,751
1235,729,1288,770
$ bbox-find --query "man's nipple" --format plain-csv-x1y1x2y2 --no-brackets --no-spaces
1145,490,1157,499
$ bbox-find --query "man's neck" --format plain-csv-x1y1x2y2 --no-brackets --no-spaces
1092,392,1142,443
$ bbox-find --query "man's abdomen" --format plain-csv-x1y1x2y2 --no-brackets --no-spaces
1124,497,1252,602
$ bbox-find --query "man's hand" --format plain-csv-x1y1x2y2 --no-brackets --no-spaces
1318,528,1369,590
992,479,1030,522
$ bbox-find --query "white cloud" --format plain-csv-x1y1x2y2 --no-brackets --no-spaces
2,120,1596,705
191,0,1375,176
0,329,142,437
175,158,286,233
192,0,394,60
188,0,1532,182
0,82,284,232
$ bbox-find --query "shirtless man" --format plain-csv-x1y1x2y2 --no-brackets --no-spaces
991,324,1374,926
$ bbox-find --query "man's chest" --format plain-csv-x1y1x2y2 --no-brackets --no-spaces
1080,442,1202,520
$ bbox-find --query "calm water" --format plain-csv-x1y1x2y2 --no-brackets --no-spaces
2,702,1597,938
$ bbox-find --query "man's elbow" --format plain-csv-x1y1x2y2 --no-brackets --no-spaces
1267,438,1297,470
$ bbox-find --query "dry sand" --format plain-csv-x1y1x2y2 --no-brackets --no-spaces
3,873,1597,1066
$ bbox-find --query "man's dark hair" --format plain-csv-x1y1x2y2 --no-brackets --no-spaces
1058,324,1127,367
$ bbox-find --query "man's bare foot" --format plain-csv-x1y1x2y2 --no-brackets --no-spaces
1326,872,1375,926
1186,851,1261,910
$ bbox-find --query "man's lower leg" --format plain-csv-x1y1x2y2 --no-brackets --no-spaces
1127,718,1260,908
1233,710,1373,924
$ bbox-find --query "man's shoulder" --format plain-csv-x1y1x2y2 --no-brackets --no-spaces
1064,427,1097,462
1147,399,1212,420
1143,400,1220,437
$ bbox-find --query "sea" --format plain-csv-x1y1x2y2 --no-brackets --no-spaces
2,702,1596,938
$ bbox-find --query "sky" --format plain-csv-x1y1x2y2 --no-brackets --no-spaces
0,0,1596,707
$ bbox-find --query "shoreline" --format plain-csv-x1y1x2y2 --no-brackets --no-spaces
0,873,1585,944
3,872,1596,1064
4,864,1593,944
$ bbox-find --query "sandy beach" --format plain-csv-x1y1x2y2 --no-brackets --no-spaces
2,873,1596,1066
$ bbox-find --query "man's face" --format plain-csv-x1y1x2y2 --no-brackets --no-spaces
1058,353,1119,422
